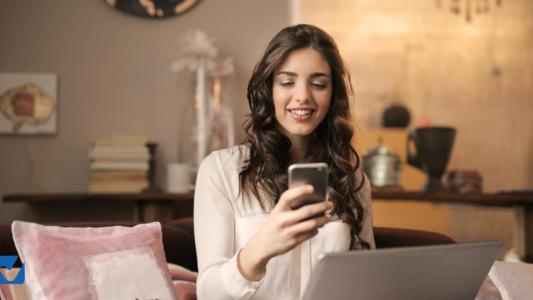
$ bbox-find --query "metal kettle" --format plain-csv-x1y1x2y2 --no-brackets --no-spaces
362,139,402,188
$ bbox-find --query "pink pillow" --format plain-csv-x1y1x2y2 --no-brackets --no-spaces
11,221,176,300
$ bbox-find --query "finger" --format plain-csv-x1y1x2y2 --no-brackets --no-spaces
285,201,333,224
290,228,319,247
275,185,314,211
286,214,332,236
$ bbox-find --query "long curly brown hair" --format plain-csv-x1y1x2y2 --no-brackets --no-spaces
239,24,369,249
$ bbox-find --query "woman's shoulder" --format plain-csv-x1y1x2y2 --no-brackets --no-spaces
197,145,250,205
201,144,250,171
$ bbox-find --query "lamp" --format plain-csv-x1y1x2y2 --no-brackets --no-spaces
436,0,502,22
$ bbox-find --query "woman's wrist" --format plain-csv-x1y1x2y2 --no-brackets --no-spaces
237,238,270,281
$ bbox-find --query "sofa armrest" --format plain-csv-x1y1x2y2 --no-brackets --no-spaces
374,227,456,248
164,218,196,271
0,224,16,257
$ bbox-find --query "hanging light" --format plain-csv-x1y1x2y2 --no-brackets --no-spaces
436,0,502,22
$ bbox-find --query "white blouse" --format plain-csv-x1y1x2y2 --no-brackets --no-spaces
194,145,375,300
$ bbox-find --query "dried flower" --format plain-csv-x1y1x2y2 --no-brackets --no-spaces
210,57,235,78
170,30,218,73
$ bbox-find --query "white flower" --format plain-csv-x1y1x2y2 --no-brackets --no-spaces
169,30,236,78
170,30,218,73
210,57,235,78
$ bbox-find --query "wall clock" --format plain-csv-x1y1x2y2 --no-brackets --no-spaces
105,0,200,18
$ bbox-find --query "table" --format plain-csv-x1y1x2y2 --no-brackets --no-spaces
372,190,533,263
3,190,533,262
1,192,194,223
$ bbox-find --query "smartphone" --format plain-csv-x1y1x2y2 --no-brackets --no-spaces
288,162,328,209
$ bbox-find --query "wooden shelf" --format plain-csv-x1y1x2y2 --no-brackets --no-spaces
2,192,194,204
2,192,195,223
3,190,533,262
372,190,533,207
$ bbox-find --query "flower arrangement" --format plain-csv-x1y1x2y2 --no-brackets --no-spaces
170,30,235,168
169,30,218,73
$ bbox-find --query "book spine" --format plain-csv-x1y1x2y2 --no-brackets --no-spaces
91,171,148,181
90,161,149,171
93,134,149,147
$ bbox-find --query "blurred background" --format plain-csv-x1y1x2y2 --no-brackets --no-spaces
1,0,532,258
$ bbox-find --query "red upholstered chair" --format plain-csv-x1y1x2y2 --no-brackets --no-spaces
374,227,456,248
0,218,455,272
0,219,456,300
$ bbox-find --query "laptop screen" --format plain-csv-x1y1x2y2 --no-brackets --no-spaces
303,241,501,300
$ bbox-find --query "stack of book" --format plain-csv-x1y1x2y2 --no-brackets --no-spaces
88,134,150,193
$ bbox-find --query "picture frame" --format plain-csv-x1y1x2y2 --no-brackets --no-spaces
0,72,58,136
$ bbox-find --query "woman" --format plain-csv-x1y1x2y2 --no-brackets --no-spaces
194,24,374,299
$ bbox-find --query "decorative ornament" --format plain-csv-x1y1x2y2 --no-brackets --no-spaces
170,30,235,169
436,0,502,22
105,0,200,19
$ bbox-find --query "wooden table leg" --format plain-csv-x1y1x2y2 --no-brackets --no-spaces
514,206,533,263
134,201,144,223
524,206,533,263
139,201,174,223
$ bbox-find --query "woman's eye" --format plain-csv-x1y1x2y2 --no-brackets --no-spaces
280,81,294,87
311,82,327,89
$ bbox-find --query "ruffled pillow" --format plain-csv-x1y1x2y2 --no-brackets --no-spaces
11,221,176,300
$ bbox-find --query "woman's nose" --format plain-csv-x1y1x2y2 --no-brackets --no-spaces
294,83,310,103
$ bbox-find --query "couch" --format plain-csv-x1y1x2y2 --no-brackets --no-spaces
6,221,507,300
0,217,455,273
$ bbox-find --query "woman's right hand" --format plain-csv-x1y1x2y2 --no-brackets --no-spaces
237,185,333,281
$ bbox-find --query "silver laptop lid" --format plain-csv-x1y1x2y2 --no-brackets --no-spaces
303,241,501,300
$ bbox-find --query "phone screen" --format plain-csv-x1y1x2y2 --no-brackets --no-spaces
288,162,328,209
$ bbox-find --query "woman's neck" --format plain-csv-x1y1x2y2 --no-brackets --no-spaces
289,136,309,163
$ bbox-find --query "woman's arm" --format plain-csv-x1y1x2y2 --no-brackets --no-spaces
237,185,333,280
195,153,259,299
195,152,334,299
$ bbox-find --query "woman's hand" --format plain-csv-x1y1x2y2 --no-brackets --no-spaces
237,185,333,281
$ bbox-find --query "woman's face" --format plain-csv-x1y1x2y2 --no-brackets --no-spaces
272,47,332,141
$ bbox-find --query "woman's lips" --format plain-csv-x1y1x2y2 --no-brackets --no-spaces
288,109,314,121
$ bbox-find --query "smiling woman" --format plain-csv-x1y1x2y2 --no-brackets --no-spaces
104,0,200,18
194,24,375,299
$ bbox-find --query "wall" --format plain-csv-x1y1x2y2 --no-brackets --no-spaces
299,0,533,192
300,0,533,191
298,0,532,255
0,0,290,222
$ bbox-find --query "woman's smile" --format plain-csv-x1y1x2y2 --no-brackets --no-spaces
287,107,316,122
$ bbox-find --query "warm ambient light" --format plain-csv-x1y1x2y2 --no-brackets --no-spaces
436,0,502,22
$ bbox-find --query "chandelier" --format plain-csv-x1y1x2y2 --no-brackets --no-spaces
436,0,502,22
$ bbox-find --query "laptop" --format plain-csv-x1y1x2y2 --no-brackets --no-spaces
302,241,501,300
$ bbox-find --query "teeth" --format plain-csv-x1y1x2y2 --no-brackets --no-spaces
291,109,312,116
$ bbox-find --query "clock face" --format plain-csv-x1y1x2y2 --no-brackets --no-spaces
105,0,200,18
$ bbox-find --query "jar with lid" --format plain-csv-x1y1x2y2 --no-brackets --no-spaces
362,139,402,188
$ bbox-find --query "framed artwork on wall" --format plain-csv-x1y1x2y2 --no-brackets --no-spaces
0,72,58,136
